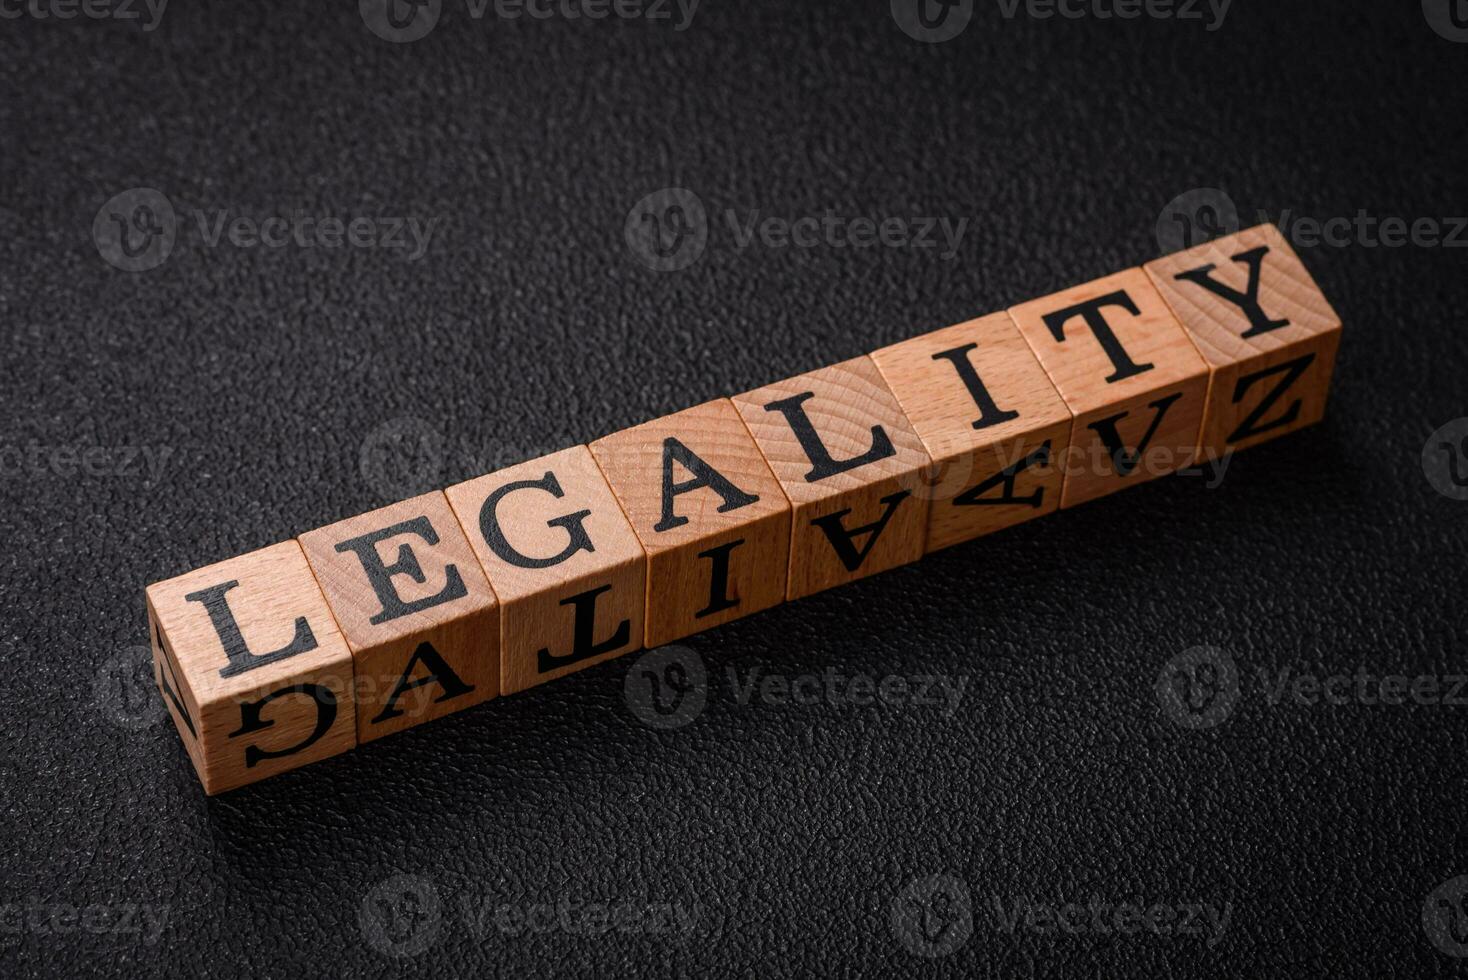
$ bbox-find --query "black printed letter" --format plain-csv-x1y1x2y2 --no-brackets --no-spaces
184,580,318,679
1041,291,1154,383
333,516,467,625
763,391,895,482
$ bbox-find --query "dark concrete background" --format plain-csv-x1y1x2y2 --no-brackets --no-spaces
2,0,1466,976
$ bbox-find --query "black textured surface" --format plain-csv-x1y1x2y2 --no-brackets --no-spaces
2,1,1467,976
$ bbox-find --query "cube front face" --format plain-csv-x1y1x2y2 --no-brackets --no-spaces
589,399,792,647
732,356,931,599
1009,268,1209,507
297,492,500,743
872,312,1074,553
144,541,357,795
444,445,646,695
1144,223,1342,457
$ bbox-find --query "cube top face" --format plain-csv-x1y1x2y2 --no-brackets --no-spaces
588,398,791,552
443,444,645,602
297,491,498,653
1008,267,1209,415
870,312,1072,463
145,540,354,707
730,355,931,505
1144,223,1341,367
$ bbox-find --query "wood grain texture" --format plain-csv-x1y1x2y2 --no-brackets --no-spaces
872,312,1073,552
144,540,357,795
298,492,499,742
589,399,791,647
1145,223,1342,456
444,445,645,695
731,356,930,599
1009,268,1209,507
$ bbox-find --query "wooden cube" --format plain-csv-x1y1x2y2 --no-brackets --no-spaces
589,399,792,647
444,445,645,695
1009,268,1209,507
1144,223,1341,459
871,312,1074,552
731,356,931,599
297,492,499,743
144,541,357,795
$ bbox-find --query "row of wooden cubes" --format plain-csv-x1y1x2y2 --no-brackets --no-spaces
146,225,1342,793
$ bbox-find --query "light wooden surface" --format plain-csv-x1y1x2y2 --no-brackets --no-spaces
1009,268,1209,507
1145,223,1342,456
731,356,930,599
144,540,357,794
872,312,1074,552
444,445,646,695
589,398,791,647
298,492,499,742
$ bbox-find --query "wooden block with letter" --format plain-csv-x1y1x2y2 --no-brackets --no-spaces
1144,223,1341,459
1009,268,1209,507
144,541,357,794
871,312,1073,552
589,398,791,648
444,445,645,695
731,356,930,599
297,492,499,743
